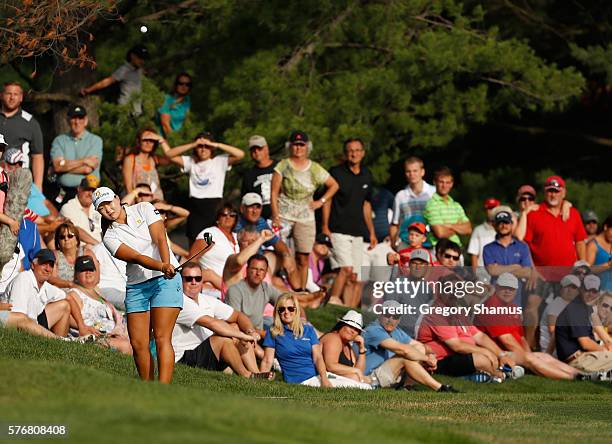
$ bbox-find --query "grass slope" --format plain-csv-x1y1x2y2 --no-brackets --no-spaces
1,308,611,444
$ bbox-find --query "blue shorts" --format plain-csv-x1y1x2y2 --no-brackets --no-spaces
125,274,183,314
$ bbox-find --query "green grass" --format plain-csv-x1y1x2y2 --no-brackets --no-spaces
1,307,611,444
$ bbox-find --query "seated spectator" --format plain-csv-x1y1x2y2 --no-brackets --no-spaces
122,128,172,201
160,131,244,244
156,72,192,137
596,292,612,332
417,275,514,381
364,300,456,392
259,294,369,388
189,202,239,296
6,249,71,336
556,274,612,373
235,192,299,289
586,215,611,291
475,273,580,380
48,222,94,290
59,175,102,245
65,255,131,354
467,198,499,274
423,166,472,247
0,301,59,339
305,233,334,293
50,105,102,206
539,274,581,354
320,310,372,385
172,262,269,378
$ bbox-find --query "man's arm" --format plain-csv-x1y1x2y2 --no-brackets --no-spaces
80,76,116,96
575,240,586,261
223,230,273,279
31,154,44,190
449,220,472,236
496,333,526,354
363,200,377,248
321,198,332,236
195,315,254,341
577,336,604,352
379,338,429,363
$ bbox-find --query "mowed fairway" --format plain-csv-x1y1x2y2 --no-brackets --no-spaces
1,306,611,444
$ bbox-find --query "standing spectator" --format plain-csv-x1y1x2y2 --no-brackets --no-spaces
322,138,376,306
50,105,103,206
161,132,244,244
539,274,581,354
582,210,599,242
0,82,44,189
59,175,102,245
270,130,339,290
81,45,148,116
423,167,472,247
586,215,611,291
362,185,395,284
241,135,277,219
389,157,435,250
467,198,499,273
513,184,537,239
157,72,192,137
521,176,587,348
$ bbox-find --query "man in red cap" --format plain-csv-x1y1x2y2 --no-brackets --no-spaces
521,175,587,348
467,198,500,274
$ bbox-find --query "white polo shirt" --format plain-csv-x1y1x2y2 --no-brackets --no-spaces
60,197,103,242
172,293,234,362
8,270,66,320
103,202,179,285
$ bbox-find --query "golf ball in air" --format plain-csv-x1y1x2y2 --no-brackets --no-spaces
140,25,148,33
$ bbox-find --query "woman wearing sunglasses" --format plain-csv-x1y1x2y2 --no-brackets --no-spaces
92,186,212,384
157,72,192,137
260,294,372,388
48,221,95,290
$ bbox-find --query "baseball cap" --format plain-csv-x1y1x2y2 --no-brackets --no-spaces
407,222,427,235
544,175,565,191
494,210,513,224
0,134,7,148
92,187,116,210
337,310,363,331
484,198,501,210
129,45,149,59
315,233,333,248
381,299,402,315
409,249,430,263
32,249,56,265
582,210,598,223
241,193,263,206
288,130,309,143
583,274,600,291
75,255,96,273
496,272,519,289
3,148,24,164
248,135,267,148
67,104,87,118
517,184,536,198
573,260,591,271
79,174,100,189
195,131,215,142
560,274,581,288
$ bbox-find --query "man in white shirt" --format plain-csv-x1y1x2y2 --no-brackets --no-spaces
60,175,102,245
467,198,500,273
172,262,271,378
7,249,70,335
539,274,581,355
390,156,435,250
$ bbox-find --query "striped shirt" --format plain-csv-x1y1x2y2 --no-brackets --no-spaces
423,193,469,246
391,181,435,226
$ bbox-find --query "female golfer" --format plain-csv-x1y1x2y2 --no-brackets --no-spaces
93,186,187,383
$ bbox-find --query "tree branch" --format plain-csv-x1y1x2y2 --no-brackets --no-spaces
133,0,200,23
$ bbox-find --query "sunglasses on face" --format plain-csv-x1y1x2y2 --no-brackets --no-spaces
220,212,237,218
59,233,76,241
183,275,202,282
138,192,153,198
519,196,535,202
443,253,460,261
382,314,401,320
545,189,561,194
291,142,307,147
141,138,157,144
250,146,264,151
601,303,611,309
247,204,262,209
278,306,296,314
176,81,192,87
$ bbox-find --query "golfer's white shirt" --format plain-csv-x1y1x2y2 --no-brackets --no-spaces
103,202,178,285
8,270,66,320
172,293,234,362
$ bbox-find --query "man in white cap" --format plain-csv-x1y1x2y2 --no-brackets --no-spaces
241,135,277,220
539,274,581,354
475,273,581,380
364,299,457,392
556,274,612,373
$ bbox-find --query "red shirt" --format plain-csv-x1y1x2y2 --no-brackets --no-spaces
524,204,586,281
474,294,524,347
417,305,480,360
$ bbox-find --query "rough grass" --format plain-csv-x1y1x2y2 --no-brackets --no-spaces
1,307,611,444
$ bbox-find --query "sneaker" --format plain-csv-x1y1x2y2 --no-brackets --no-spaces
437,384,459,393
491,376,504,384
576,372,600,381
501,364,525,380
462,372,492,383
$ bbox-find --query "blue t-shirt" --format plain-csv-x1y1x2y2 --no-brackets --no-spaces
20,219,41,270
26,184,49,217
363,320,412,375
157,94,191,135
365,186,394,242
483,237,532,305
234,216,279,248
262,323,319,383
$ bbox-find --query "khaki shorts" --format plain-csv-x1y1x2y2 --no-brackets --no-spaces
330,233,364,278
280,218,316,254
371,357,403,388
569,351,612,373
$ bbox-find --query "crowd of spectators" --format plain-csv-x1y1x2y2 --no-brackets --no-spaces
0,49,610,390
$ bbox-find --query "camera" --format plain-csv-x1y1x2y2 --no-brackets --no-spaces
203,232,213,245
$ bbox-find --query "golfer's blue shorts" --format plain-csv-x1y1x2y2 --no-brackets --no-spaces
125,274,183,314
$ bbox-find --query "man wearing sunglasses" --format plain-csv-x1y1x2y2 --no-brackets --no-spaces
241,135,277,220
172,262,268,378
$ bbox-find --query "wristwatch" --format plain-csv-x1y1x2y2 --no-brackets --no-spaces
320,197,327,204
59,159,66,167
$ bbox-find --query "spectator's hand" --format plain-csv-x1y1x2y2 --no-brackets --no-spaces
368,234,378,250
260,229,274,243
8,219,19,236
79,88,89,97
321,377,333,388
161,263,176,279
321,226,332,237
309,200,324,211
79,325,101,337
499,355,516,368
604,342,612,352
387,252,400,265
83,156,99,169
0,302,12,311
239,332,256,343
484,350,499,368
561,200,572,222
154,201,171,211
527,268,541,291
525,202,539,213
353,335,365,349
424,353,437,371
